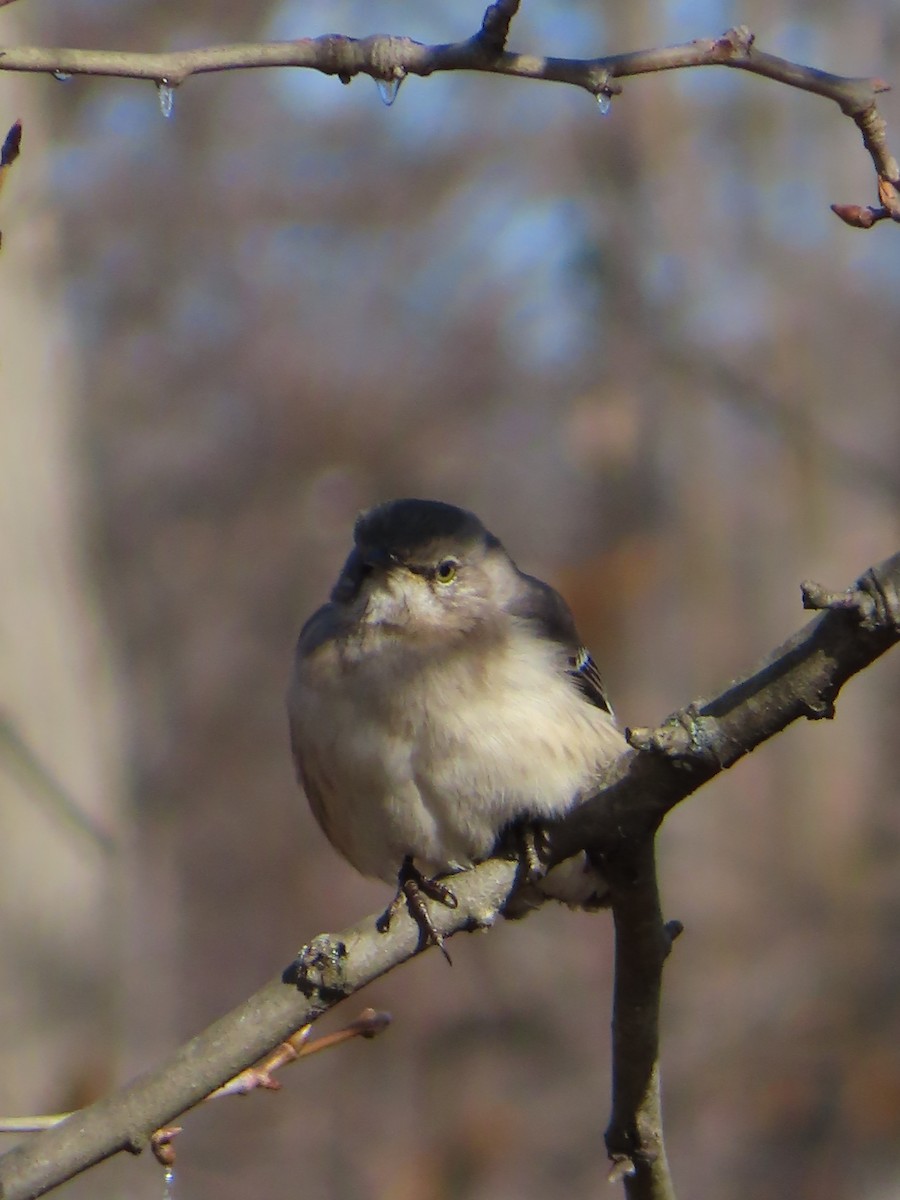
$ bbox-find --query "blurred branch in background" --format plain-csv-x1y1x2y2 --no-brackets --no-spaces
0,550,896,1200
0,713,117,857
0,116,20,174
0,8,897,222
657,344,900,508
0,117,21,248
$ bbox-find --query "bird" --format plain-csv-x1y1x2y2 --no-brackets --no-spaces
287,498,626,958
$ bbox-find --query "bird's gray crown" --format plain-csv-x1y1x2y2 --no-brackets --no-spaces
354,499,499,562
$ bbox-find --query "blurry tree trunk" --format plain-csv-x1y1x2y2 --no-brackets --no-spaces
0,19,128,1117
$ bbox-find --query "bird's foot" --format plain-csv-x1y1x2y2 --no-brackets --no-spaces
376,856,458,964
497,819,551,885
494,820,555,920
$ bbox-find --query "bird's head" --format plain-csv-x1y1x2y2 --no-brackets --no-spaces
331,498,516,637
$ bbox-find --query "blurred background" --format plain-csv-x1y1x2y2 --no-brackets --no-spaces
1,1,899,1197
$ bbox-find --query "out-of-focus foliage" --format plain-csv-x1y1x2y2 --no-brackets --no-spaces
2,1,899,1197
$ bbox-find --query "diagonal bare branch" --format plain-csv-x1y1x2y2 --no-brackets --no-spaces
0,552,895,1200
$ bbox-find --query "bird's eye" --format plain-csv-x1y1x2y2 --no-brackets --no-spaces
434,558,458,585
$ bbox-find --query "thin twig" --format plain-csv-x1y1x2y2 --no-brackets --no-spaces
0,712,117,856
0,18,895,220
477,0,522,54
207,1005,390,1099
0,1010,392,1172
149,1008,390,1165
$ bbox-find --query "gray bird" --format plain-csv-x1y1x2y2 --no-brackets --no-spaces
287,498,626,957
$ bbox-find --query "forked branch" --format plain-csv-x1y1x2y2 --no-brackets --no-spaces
0,552,896,1200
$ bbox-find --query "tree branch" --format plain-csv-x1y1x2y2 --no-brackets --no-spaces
604,839,680,1200
0,16,895,222
0,119,22,251
0,552,896,1200
476,0,522,55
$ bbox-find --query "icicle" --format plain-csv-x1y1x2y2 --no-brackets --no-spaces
375,71,405,107
157,79,176,119
162,1166,176,1200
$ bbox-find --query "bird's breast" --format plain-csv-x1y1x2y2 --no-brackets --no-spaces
289,623,624,879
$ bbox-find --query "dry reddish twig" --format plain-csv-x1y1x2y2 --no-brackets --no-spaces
148,1009,390,1167
0,1010,390,1173
207,1005,390,1099
148,1126,181,1168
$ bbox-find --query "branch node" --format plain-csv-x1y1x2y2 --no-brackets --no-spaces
877,175,900,216
150,1126,181,1167
664,919,685,951
314,34,359,80
626,719,694,760
283,934,349,1001
355,1007,392,1038
801,578,882,629
857,564,900,632
366,35,411,85
830,202,885,228
799,694,837,721
477,0,521,55
124,1130,148,1155
715,25,755,63
627,708,725,769
608,1155,637,1182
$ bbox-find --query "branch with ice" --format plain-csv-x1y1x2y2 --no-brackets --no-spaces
0,10,897,224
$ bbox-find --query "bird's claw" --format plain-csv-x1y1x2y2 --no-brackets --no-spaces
377,856,457,964
496,819,550,885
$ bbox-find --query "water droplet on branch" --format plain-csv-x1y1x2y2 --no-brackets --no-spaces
162,1167,176,1200
51,70,72,82
157,79,176,119
375,72,404,107
595,90,612,116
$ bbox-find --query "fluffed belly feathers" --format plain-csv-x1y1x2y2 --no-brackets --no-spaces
288,625,626,886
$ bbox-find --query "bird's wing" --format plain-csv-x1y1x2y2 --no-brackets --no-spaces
506,571,615,717
568,644,614,716
295,601,345,659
